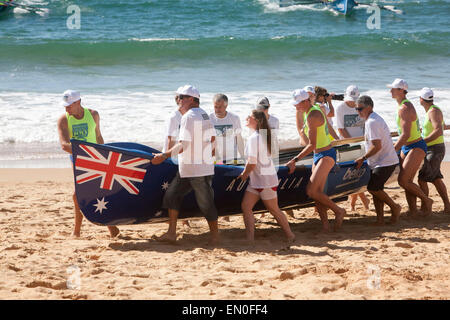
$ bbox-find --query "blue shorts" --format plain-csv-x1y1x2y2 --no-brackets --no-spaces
313,148,337,166
401,139,427,156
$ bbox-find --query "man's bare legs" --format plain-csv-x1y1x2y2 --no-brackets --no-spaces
419,178,450,214
398,149,433,215
368,190,401,225
72,192,119,238
350,193,370,211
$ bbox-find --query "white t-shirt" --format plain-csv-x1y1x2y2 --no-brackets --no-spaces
364,112,399,169
163,110,182,152
335,101,364,138
178,107,215,178
316,103,334,127
245,131,279,189
209,111,242,161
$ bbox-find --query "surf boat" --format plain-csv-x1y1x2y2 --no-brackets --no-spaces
279,0,357,15
71,138,395,226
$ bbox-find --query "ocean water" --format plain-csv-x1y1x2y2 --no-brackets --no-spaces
0,0,449,167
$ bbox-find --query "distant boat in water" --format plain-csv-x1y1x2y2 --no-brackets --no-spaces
279,0,357,15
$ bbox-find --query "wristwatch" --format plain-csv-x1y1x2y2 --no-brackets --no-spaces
293,156,300,162
362,155,367,161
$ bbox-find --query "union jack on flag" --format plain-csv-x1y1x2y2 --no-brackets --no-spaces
75,144,150,195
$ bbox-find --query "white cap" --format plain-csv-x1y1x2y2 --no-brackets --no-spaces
62,90,81,107
387,78,408,90
344,85,360,101
303,86,315,94
256,97,270,109
291,89,310,105
419,87,434,100
175,86,183,95
178,85,200,99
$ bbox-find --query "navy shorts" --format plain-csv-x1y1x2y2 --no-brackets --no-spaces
401,139,427,156
313,148,337,165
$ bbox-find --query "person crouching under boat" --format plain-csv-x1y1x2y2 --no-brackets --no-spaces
417,87,450,215
354,95,401,225
238,110,295,243
287,89,346,233
388,78,433,216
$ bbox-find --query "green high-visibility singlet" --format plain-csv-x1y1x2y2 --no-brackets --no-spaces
422,105,444,147
304,105,331,150
396,99,421,142
66,107,97,143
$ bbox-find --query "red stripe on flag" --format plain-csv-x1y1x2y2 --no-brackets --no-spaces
122,178,139,194
77,173,101,184
80,145,100,160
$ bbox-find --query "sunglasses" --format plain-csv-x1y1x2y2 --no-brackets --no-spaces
178,95,191,100
355,107,365,112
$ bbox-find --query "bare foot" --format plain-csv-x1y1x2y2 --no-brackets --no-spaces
182,220,190,227
444,206,450,215
71,232,81,238
333,208,346,232
285,210,295,218
108,226,120,238
389,204,401,224
152,232,177,244
421,198,434,217
286,233,296,244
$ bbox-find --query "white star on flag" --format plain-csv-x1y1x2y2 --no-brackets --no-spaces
161,181,169,190
94,197,108,214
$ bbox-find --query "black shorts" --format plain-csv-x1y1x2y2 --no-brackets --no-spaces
367,164,398,192
418,143,445,182
162,172,218,221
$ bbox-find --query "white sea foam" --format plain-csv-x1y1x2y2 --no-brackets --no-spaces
1,88,449,165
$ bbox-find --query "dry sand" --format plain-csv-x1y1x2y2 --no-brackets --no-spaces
0,165,449,300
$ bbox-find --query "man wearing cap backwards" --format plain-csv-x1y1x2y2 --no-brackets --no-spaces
287,89,346,233
57,90,120,238
417,88,450,215
388,78,433,216
151,85,220,245
354,96,401,225
335,85,370,212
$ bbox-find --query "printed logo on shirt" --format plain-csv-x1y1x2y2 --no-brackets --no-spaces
72,123,89,141
202,113,210,120
214,124,234,137
344,114,364,128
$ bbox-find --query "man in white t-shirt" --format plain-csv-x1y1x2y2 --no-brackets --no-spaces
336,85,365,139
256,97,279,160
355,95,401,226
162,87,185,153
152,85,219,245
209,93,245,163
335,85,369,211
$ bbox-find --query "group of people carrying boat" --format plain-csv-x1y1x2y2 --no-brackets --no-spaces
57,78,449,245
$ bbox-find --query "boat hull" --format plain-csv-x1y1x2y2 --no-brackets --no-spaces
71,140,374,226
327,0,357,15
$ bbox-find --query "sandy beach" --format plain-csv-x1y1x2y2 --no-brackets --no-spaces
0,165,449,300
